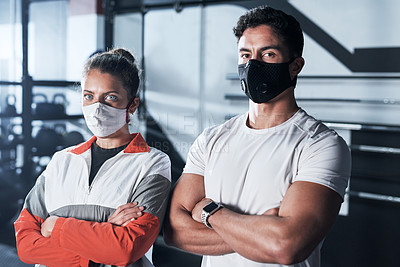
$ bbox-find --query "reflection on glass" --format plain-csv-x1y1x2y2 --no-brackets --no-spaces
29,0,101,81
0,0,22,82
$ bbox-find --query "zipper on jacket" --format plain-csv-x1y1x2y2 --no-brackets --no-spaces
87,151,126,194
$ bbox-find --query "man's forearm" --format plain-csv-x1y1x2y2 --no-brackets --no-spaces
206,182,343,265
165,173,234,255
208,207,290,264
164,208,234,255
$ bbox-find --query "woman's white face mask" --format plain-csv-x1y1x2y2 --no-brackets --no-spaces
82,102,128,137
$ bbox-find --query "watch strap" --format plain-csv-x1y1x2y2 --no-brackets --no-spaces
201,202,222,229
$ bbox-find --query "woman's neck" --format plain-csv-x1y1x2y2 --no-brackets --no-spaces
95,124,132,149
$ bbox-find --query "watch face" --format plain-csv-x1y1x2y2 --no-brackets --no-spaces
204,202,219,213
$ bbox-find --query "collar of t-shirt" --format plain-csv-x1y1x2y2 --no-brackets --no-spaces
88,141,129,186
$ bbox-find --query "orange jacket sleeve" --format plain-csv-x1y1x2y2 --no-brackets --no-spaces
14,208,84,266
50,212,160,266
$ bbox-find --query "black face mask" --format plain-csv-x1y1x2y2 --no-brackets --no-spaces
238,59,297,104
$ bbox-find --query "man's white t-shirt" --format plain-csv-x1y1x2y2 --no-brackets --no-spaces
183,109,351,267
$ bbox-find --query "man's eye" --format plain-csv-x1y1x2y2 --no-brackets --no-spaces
263,52,275,58
241,54,250,58
83,94,93,100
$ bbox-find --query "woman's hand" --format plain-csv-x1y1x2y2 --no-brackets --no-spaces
41,216,59,237
108,202,145,226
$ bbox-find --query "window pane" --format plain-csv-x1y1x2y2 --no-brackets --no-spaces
0,0,22,82
0,85,22,116
32,85,82,117
114,13,143,60
29,0,101,81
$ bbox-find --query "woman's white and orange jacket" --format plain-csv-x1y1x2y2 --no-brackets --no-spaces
14,133,171,267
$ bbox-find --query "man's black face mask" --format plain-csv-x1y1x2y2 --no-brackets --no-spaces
238,59,297,104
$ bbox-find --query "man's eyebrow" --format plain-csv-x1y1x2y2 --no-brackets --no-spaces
239,48,251,52
259,45,282,52
239,46,282,52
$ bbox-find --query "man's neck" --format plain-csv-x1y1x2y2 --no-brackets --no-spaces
247,90,299,129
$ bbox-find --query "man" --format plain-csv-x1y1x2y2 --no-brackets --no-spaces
164,6,351,267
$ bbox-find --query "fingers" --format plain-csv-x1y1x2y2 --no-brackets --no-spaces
108,202,145,226
122,219,135,227
41,216,59,237
191,198,213,223
263,207,280,216
114,202,139,214
108,202,138,220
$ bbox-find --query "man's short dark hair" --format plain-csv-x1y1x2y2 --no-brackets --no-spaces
233,6,304,58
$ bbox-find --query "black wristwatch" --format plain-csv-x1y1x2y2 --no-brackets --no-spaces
201,201,223,229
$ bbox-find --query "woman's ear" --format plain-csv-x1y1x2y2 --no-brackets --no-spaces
289,57,305,80
128,97,139,114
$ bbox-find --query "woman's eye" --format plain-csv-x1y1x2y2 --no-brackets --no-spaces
83,94,93,100
105,95,117,101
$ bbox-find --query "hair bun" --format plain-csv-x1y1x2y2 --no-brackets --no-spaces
83,47,140,98
109,48,136,65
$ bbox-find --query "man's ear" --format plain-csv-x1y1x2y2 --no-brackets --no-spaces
128,97,139,114
289,57,305,79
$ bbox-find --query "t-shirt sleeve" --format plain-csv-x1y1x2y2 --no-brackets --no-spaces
294,131,351,199
182,128,209,176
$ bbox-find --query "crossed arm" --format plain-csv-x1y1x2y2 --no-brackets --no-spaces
164,173,343,265
15,203,158,266
41,202,144,237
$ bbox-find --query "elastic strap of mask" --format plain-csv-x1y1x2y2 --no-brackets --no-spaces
288,57,296,64
126,97,136,123
288,57,298,87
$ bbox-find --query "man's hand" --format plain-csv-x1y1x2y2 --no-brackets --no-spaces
191,198,214,223
263,207,280,216
108,202,144,226
41,216,59,237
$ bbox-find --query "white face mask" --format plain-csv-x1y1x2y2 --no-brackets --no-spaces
82,102,128,137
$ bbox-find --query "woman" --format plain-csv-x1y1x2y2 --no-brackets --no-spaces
14,49,171,267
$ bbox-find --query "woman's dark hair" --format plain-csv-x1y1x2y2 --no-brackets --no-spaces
82,48,140,98
233,6,304,58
